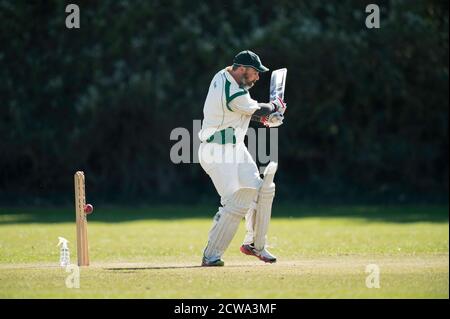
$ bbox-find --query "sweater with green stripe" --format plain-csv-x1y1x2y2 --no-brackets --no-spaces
199,68,260,144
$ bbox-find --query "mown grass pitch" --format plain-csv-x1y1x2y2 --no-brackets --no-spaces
0,205,448,298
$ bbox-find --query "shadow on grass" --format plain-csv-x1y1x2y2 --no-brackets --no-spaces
104,264,267,271
0,204,448,225
105,265,202,271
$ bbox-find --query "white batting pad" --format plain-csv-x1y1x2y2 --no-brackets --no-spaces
203,188,257,260
243,206,256,245
254,162,277,251
262,162,278,185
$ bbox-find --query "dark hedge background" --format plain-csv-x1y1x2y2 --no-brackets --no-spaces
0,0,448,205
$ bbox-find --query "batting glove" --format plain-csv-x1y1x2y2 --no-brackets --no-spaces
271,97,287,115
262,111,284,128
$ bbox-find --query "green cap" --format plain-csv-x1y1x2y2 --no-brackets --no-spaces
233,50,269,72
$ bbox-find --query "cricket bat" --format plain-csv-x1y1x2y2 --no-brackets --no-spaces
269,68,287,102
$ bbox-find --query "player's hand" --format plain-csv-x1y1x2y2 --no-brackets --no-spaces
271,97,287,115
262,112,284,128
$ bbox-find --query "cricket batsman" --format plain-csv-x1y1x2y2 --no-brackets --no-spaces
198,50,286,266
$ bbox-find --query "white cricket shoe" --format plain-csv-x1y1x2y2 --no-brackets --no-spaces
240,243,277,263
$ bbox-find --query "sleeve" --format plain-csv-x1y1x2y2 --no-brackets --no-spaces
227,92,260,115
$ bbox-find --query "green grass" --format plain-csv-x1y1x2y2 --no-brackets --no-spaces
0,205,448,298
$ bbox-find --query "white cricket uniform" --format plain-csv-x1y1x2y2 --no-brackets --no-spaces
198,68,262,205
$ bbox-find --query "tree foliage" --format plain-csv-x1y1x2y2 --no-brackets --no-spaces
0,0,448,204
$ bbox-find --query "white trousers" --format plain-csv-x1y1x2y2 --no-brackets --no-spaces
198,142,261,204
199,142,262,245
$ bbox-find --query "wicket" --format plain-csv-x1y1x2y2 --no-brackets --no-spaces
74,171,89,266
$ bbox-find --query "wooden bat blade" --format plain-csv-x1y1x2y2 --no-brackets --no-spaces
269,68,287,101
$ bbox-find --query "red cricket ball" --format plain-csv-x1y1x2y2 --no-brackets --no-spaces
84,204,94,214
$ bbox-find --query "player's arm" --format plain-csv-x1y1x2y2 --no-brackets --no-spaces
251,98,287,127
253,97,287,117
227,92,260,115
253,103,276,116
229,94,286,115
251,103,275,122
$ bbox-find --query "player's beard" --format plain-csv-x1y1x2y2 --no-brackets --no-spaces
241,71,256,90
